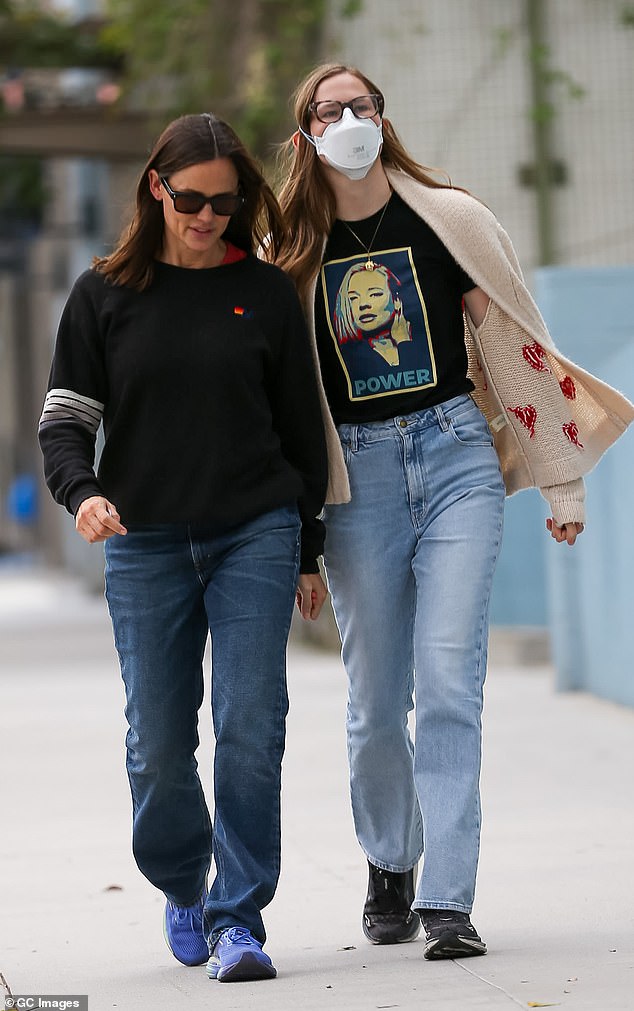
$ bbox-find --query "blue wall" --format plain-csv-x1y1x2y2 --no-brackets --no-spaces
489,488,546,626
489,267,634,650
536,266,634,706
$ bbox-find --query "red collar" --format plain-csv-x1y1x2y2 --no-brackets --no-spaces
222,242,248,265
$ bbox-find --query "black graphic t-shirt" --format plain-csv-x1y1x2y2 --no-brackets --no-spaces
315,192,476,424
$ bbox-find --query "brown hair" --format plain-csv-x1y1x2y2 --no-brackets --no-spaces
95,113,286,291
273,64,461,302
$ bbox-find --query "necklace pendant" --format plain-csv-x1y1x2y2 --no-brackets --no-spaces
341,197,390,271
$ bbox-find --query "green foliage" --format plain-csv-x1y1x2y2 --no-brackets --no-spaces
0,2,120,68
528,43,585,124
0,155,47,232
101,0,328,158
492,26,517,60
0,0,328,157
340,0,363,17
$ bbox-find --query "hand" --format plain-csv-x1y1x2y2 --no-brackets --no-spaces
390,296,411,345
296,572,328,621
75,496,127,544
546,517,585,546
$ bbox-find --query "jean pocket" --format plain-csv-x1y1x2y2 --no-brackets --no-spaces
339,439,353,467
447,401,494,447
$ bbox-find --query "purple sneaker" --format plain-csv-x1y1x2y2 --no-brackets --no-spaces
206,926,276,982
163,896,208,966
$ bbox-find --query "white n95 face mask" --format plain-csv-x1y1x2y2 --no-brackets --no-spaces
299,107,383,180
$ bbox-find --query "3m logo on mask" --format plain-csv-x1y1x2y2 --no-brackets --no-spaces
300,108,383,180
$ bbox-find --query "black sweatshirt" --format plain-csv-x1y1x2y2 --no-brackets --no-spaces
38,255,328,571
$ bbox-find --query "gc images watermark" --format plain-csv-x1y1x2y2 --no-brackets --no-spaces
5,999,87,1010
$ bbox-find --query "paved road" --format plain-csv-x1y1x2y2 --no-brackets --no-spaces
1,567,633,1010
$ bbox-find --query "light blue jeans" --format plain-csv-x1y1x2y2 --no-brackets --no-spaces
104,505,300,946
323,395,505,913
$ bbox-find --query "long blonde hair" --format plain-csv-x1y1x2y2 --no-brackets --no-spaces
273,63,459,302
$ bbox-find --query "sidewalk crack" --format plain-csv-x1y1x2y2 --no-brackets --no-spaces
454,960,528,1008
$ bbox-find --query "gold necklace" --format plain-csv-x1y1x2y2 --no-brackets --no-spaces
341,197,390,270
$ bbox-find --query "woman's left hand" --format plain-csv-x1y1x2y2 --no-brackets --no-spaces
296,572,328,620
546,518,585,545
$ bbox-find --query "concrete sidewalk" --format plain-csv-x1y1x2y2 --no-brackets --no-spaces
1,567,633,1010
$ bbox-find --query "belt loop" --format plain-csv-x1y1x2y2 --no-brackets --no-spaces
435,404,449,432
350,425,359,452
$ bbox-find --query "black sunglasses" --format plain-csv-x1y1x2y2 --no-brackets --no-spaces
160,177,244,216
308,94,384,125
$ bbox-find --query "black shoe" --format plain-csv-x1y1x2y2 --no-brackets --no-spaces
362,861,421,944
420,909,487,960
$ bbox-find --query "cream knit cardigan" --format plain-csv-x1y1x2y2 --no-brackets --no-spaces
303,167,634,525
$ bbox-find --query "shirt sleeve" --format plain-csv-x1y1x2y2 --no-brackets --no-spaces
457,262,476,294
38,270,108,516
268,273,329,573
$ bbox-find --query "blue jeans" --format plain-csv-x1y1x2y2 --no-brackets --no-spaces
104,505,300,946
323,395,505,913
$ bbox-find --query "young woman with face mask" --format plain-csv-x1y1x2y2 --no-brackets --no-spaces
39,112,329,983
272,64,633,960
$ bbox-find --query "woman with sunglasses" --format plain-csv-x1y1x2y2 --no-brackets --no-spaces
39,112,328,982
273,64,633,960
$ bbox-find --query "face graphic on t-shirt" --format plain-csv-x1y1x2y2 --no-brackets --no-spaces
346,269,393,332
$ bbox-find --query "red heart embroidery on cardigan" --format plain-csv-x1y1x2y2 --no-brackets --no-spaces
563,421,583,448
522,341,551,373
507,404,537,438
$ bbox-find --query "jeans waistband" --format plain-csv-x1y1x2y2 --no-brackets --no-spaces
336,394,473,449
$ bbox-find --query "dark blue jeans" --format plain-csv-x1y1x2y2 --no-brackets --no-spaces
104,505,300,946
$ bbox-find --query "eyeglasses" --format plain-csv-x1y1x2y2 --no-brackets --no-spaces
308,94,384,125
160,177,244,216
